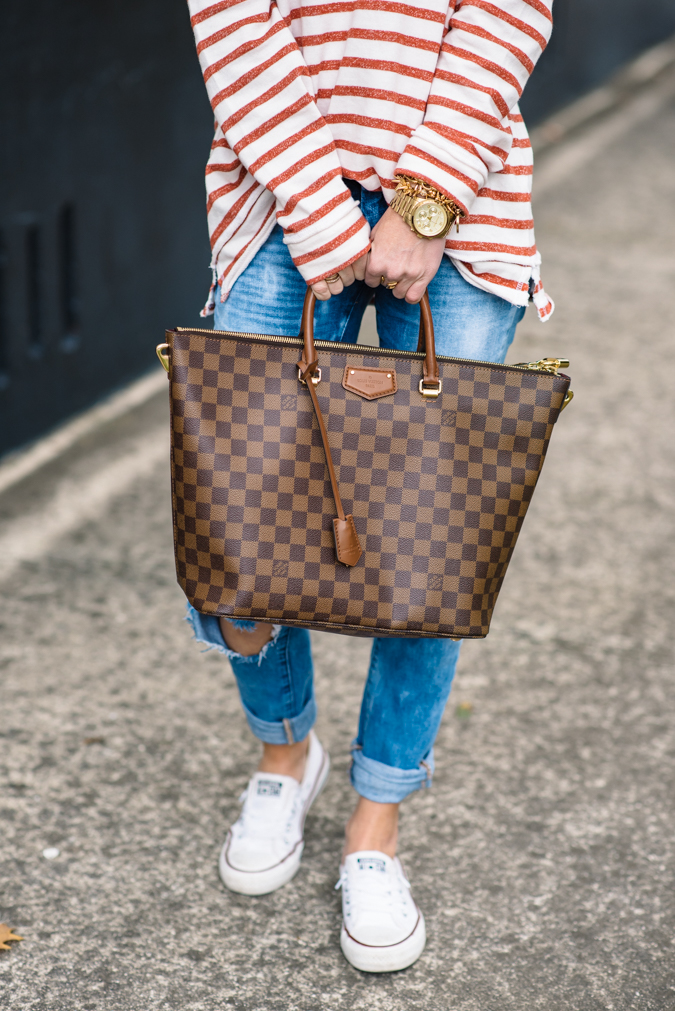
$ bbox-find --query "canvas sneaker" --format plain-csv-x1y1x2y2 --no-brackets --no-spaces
219,730,329,896
336,850,426,972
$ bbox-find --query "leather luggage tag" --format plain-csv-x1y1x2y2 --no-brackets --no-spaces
342,365,397,400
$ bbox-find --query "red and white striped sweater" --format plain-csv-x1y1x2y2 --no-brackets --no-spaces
188,0,555,321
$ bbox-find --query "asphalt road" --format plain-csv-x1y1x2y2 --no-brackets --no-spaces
1,79,675,1010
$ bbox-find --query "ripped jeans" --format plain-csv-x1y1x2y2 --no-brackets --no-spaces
187,610,462,803
187,180,525,805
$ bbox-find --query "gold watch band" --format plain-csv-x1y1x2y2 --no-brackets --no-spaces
390,175,464,239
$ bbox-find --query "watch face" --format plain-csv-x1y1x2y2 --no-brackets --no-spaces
412,200,448,237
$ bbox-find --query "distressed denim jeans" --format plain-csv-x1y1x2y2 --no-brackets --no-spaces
186,182,525,804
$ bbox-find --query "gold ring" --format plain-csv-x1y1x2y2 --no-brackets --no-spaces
381,276,398,289
324,272,341,283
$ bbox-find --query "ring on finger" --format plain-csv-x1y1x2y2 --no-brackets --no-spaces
380,275,398,289
324,272,341,283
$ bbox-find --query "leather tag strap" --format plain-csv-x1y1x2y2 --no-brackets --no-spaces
297,286,438,566
297,357,363,567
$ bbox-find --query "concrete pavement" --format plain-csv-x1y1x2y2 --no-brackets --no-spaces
1,75,675,1010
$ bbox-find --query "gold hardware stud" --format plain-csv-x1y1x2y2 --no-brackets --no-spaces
387,374,391,378
350,370,355,374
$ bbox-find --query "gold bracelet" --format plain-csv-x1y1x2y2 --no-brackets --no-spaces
391,175,464,236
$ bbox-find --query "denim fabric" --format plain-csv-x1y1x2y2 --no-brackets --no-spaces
189,181,524,804
215,183,525,362
186,608,316,746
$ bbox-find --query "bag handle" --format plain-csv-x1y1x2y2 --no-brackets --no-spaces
300,289,441,396
296,288,440,567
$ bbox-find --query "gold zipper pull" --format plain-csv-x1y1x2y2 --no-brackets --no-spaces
513,357,570,375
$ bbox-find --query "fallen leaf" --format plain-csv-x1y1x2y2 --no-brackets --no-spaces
83,736,106,746
455,701,474,721
0,924,23,950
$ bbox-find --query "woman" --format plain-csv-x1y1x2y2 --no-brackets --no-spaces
186,0,553,972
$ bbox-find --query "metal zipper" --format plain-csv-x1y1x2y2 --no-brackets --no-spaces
173,326,570,376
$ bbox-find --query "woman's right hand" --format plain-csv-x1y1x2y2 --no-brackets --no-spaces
310,252,369,300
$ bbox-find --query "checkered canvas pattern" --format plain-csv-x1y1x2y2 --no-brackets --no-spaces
167,330,569,639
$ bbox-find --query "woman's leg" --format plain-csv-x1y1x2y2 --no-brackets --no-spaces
344,252,526,852
188,610,331,896
345,637,461,855
198,221,373,775
187,608,316,756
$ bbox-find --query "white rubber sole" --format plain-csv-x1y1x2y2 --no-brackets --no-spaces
219,748,330,896
340,912,426,973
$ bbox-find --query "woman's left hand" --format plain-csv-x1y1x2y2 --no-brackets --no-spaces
365,207,446,304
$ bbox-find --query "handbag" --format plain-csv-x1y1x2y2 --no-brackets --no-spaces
157,289,571,640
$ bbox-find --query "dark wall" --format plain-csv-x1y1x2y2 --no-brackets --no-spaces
521,0,675,124
0,1,213,456
2,1,675,457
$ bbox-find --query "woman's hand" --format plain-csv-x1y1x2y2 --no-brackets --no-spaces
310,205,445,303
311,255,369,301
365,207,445,303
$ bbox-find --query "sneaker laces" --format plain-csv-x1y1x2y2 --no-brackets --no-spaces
335,862,411,914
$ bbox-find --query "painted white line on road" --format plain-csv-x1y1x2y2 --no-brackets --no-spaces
0,368,167,495
0,428,169,584
534,70,675,196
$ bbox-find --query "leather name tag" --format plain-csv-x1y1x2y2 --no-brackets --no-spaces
342,366,397,400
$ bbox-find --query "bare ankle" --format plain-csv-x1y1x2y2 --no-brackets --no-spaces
258,736,309,783
343,797,399,860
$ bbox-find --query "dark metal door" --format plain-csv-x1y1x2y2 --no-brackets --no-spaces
0,0,213,456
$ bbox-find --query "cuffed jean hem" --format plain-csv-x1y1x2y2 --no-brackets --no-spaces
185,603,281,665
241,693,317,746
350,742,435,804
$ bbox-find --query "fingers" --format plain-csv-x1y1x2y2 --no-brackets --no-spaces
363,264,430,303
364,256,384,288
400,278,427,304
311,261,363,300
390,276,423,302
311,275,344,301
340,265,356,288
311,281,331,301
352,253,369,281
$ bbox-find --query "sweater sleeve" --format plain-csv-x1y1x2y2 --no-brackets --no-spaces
188,0,370,283
396,0,553,214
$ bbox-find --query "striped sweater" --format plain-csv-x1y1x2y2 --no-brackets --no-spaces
188,0,555,321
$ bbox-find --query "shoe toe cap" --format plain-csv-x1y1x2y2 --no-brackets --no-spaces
225,839,289,872
345,913,413,947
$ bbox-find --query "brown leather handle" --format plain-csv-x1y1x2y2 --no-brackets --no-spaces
299,288,440,389
417,292,439,388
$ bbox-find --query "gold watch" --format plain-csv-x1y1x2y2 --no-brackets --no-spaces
390,175,464,239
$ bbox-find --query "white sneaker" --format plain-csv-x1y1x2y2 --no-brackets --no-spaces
336,851,426,972
219,730,329,896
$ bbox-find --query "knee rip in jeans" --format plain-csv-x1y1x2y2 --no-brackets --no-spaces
185,604,283,666
219,619,282,665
